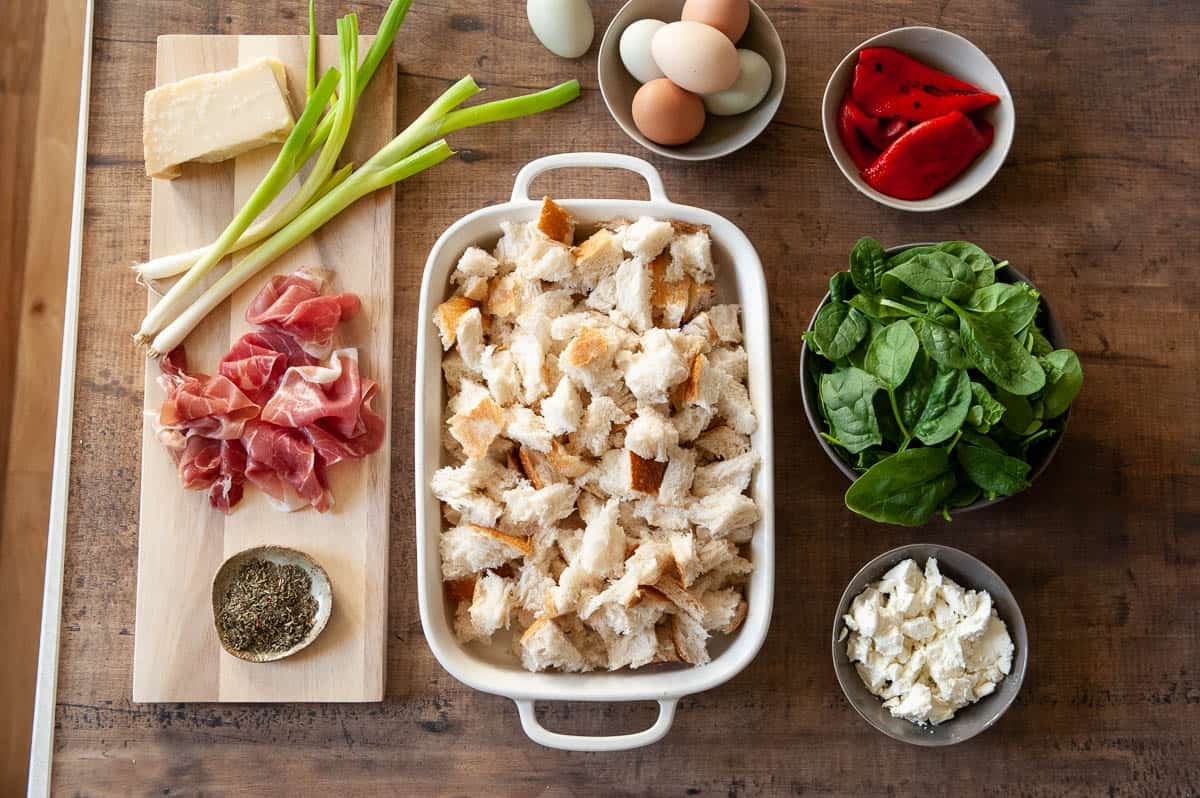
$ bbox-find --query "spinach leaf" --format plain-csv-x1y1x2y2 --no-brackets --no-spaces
849,292,910,321
884,245,937,268
845,448,957,526
864,320,919,390
886,251,976,301
996,388,1040,435
937,241,995,286
819,367,882,454
1027,325,1054,356
829,271,855,302
1039,349,1083,418
945,299,1046,395
968,381,1006,433
897,353,935,433
910,367,972,445
915,318,970,369
946,479,982,509
966,283,1040,334
809,302,869,361
850,237,888,295
955,431,1031,498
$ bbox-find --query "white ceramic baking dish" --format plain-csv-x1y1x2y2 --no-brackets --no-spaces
414,152,775,751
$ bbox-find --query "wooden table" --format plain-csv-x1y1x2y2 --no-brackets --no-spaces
38,0,1198,794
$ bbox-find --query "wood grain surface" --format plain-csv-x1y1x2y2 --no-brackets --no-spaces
51,0,1198,795
132,34,393,704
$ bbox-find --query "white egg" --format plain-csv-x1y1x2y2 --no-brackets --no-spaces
702,49,773,116
619,19,666,84
527,0,594,59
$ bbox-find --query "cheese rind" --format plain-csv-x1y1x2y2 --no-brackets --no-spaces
143,57,295,179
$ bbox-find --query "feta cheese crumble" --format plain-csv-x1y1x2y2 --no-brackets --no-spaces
842,558,1014,726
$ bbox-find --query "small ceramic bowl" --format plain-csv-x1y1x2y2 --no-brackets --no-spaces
598,0,786,161
211,545,333,663
832,543,1028,746
799,243,1068,516
821,26,1014,211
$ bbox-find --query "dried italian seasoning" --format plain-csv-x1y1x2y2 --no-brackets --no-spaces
216,559,317,654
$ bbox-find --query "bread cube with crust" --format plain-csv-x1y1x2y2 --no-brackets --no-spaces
708,345,749,383
603,624,660,671
717,373,757,435
519,617,591,672
613,258,653,333
537,197,575,244
560,326,621,395
517,446,563,489
623,329,689,405
650,253,692,326
546,564,600,617
585,274,618,312
447,382,506,460
454,307,485,373
658,446,696,506
700,587,747,633
440,524,531,579
692,451,759,498
486,272,541,320
690,490,760,538
621,216,674,261
479,346,522,407
625,406,679,462
669,230,714,284
671,611,711,665
466,571,515,639
541,377,583,435
493,220,538,265
707,304,743,344
510,331,550,404
672,353,723,411
516,236,575,283
669,531,701,587
434,296,479,350
571,228,624,291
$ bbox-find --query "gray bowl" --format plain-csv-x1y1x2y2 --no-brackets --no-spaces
832,543,1028,746
597,0,786,161
799,243,1069,516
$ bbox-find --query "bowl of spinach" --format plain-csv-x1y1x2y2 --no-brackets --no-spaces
800,238,1083,526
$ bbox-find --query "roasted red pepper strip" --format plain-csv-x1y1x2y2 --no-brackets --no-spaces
853,47,1000,122
862,111,993,200
837,94,883,169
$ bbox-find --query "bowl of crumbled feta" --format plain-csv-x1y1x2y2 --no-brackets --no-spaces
832,543,1027,745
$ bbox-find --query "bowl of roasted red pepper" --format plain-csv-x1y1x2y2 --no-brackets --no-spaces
822,26,1014,211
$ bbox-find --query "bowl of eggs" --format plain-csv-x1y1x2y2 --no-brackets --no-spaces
598,0,786,160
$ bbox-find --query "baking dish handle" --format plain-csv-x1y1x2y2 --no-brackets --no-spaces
510,152,669,203
514,697,678,752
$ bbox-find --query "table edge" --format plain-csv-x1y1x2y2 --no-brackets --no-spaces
27,1,95,795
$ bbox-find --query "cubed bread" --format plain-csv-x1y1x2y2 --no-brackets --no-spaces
690,490,761,538
621,216,674,261
625,406,679,462
435,205,760,673
695,425,751,461
614,258,653,333
440,524,531,579
571,228,624,291
519,618,591,672
537,197,575,245
692,451,759,498
501,482,579,527
623,328,689,405
541,377,582,435
434,296,479,350
577,498,626,578
669,230,715,283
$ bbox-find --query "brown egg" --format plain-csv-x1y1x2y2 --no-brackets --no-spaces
631,79,707,146
681,0,750,43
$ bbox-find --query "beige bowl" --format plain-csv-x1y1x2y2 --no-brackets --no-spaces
211,545,333,663
598,0,786,160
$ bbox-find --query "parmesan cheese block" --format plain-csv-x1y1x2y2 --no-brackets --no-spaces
143,57,295,179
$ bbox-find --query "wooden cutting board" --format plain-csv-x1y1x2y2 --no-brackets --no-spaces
133,35,394,702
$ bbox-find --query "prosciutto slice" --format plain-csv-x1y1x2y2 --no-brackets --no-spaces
242,421,331,512
245,267,361,358
155,269,380,515
158,348,259,440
